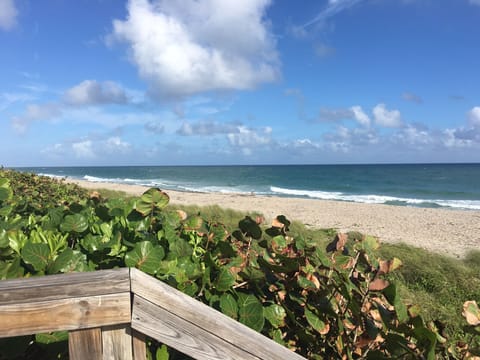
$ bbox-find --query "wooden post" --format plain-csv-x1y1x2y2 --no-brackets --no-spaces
69,328,102,360
102,324,133,360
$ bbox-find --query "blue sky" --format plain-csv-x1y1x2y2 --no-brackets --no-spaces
1,0,479,166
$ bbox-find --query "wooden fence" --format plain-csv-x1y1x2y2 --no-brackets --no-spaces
0,268,306,360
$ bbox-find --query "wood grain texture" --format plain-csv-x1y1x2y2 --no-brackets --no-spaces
130,269,305,360
0,268,130,305
0,293,131,338
132,295,260,360
132,329,147,360
69,327,102,360
102,324,133,360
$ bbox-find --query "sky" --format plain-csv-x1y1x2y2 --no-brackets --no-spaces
1,0,479,166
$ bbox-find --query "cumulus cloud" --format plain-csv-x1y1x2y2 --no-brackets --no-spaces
0,0,18,31
468,107,480,127
393,124,432,148
373,103,403,128
63,80,128,106
402,92,423,104
111,0,279,99
227,126,272,155
350,106,370,127
72,140,95,159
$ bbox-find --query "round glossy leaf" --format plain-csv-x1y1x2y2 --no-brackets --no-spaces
215,268,236,291
125,241,165,275
21,242,50,272
60,214,88,233
264,304,286,328
220,294,238,320
239,216,262,240
238,294,265,331
136,188,169,216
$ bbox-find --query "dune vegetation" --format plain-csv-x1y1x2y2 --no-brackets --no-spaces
0,169,479,359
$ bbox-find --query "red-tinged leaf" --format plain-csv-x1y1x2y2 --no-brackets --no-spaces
369,278,390,291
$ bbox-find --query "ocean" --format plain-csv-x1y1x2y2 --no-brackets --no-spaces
14,164,480,211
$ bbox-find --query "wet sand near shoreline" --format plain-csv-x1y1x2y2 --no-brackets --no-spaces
69,179,480,258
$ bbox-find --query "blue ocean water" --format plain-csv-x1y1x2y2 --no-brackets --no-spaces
15,164,480,210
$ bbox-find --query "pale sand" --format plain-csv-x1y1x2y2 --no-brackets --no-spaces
68,179,480,258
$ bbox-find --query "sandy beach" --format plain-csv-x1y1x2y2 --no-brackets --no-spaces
68,179,480,258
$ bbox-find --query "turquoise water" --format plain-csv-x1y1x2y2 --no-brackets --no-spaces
16,164,480,210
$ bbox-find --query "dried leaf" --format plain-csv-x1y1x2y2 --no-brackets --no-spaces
369,278,390,291
176,209,188,221
379,257,403,275
271,217,285,228
463,301,480,326
336,233,348,251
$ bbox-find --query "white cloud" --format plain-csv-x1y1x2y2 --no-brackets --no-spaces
227,126,272,155
350,106,370,127
72,140,96,159
111,0,279,98
468,106,480,127
393,125,432,148
373,103,403,128
0,0,18,31
105,137,131,154
63,80,128,106
470,0,480,5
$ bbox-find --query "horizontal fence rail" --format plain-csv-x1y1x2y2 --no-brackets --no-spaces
0,268,306,360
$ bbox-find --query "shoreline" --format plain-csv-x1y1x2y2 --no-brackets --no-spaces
68,178,480,258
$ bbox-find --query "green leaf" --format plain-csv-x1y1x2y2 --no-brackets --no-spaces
60,214,88,233
0,258,24,280
238,294,265,331
156,344,169,360
35,331,68,344
21,241,50,272
169,238,193,258
383,283,408,323
305,308,329,335
239,216,262,240
49,248,88,274
135,188,169,216
125,241,165,275
215,268,236,291
219,294,238,320
264,304,286,328
184,215,203,230
0,178,13,201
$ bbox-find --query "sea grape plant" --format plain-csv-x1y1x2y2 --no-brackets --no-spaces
0,170,478,359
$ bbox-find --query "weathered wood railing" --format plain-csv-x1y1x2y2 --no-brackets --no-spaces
0,268,306,359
